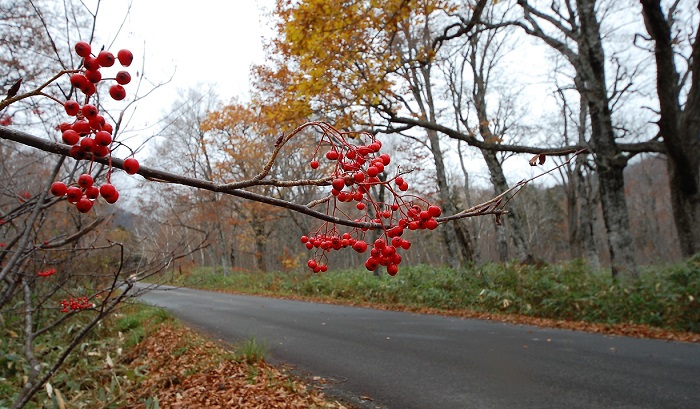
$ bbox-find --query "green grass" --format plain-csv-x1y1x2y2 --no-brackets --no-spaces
236,336,269,364
167,255,700,333
0,302,174,409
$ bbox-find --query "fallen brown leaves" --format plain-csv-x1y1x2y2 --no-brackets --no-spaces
124,323,349,408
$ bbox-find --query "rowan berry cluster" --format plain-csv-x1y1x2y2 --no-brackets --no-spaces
302,131,442,276
60,297,94,313
52,41,139,212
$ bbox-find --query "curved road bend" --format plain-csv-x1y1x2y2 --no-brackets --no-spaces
134,284,700,409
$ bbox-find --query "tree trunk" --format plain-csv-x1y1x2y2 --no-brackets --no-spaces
515,0,638,279
578,166,601,271
640,0,700,257
576,0,638,280
480,148,530,260
426,128,470,268
469,47,531,261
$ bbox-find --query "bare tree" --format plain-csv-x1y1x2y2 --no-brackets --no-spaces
639,0,700,257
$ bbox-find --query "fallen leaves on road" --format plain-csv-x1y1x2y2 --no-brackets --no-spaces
124,323,350,408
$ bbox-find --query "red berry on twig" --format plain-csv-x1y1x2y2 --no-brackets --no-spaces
74,41,91,58
123,157,139,175
109,85,126,100
117,49,134,67
115,71,131,85
50,182,67,197
97,51,115,67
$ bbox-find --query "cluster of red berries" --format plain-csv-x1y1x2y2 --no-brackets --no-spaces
60,41,133,161
302,132,442,276
37,268,57,277
50,170,132,212
70,41,133,100
60,297,94,313
51,41,140,212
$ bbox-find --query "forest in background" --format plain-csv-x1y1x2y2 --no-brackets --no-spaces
2,0,698,279
119,0,696,276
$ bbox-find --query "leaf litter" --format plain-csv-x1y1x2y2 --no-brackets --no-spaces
123,323,352,408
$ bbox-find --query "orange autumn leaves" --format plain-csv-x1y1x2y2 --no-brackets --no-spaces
259,0,457,126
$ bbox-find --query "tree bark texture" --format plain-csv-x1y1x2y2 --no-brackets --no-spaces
640,0,700,257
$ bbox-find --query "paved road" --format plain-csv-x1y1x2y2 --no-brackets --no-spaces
134,284,700,409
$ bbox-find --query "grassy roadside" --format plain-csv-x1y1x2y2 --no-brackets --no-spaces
163,256,699,340
1,302,352,408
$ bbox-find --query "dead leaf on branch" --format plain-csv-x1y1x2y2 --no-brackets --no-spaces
529,153,546,166
5,78,22,99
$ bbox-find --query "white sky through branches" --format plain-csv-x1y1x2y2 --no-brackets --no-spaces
93,0,276,129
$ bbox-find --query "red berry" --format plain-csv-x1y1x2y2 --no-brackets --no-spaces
69,145,88,160
77,174,93,188
64,100,80,116
395,177,404,185
353,171,365,183
102,123,113,134
367,166,379,177
109,84,126,100
387,264,399,276
352,240,368,253
365,257,379,271
99,184,117,199
89,115,106,130
81,104,98,119
61,130,80,145
96,51,115,67
307,259,318,270
93,145,110,158
309,160,319,169
369,142,381,152
115,71,131,85
117,49,134,67
84,56,99,71
95,130,112,146
85,186,99,200
427,205,442,217
50,182,68,197
399,182,409,191
325,150,339,161
380,153,391,165
103,190,119,204
356,202,366,210
84,69,102,83
72,120,91,135
79,81,96,96
80,137,95,152
425,219,438,230
74,41,91,58
123,157,139,174
332,178,345,191
66,186,82,203
70,73,88,89
58,122,72,132
76,197,94,213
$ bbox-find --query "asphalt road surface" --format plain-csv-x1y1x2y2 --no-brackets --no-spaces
134,284,700,409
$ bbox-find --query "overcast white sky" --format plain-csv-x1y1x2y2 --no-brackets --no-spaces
93,0,276,130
